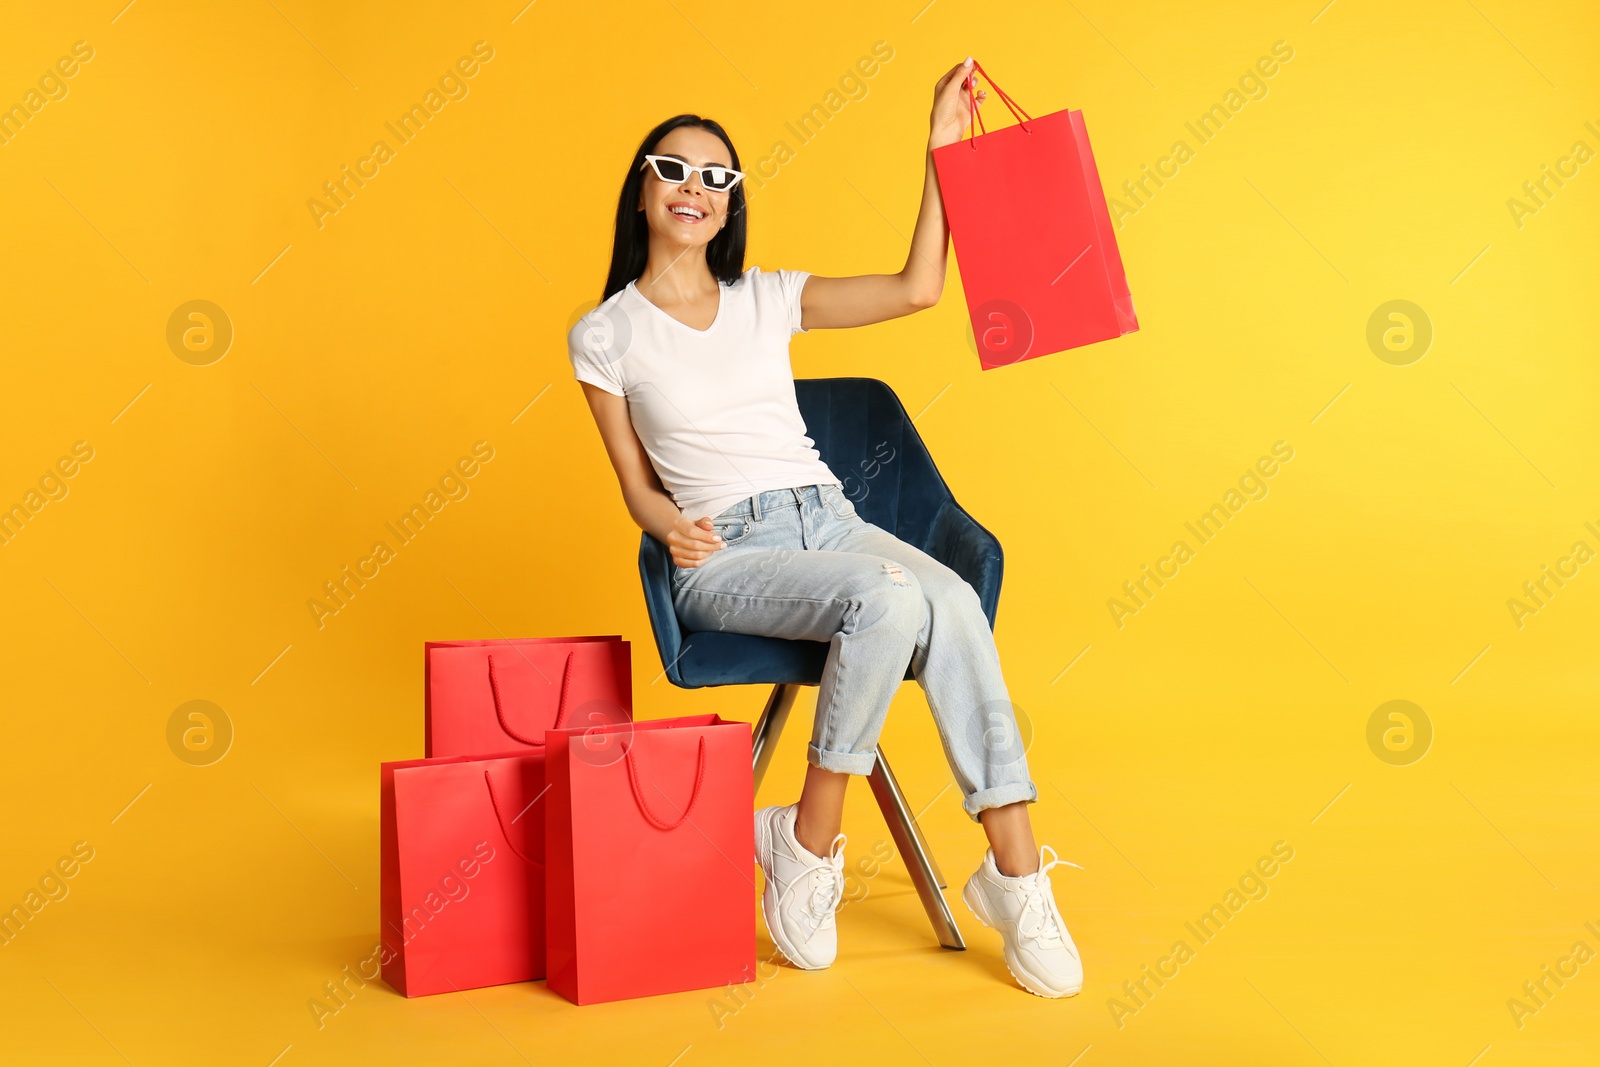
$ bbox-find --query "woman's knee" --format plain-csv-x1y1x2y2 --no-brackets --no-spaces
874,558,917,590
845,557,925,632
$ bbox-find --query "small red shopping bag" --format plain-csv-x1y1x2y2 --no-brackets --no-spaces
544,714,755,1005
932,60,1138,368
425,637,632,758
379,750,546,997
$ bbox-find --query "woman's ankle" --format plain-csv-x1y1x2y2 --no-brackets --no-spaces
979,801,1041,876
992,846,1041,878
792,807,841,857
793,764,850,856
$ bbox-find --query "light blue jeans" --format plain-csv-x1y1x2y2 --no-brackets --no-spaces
671,482,1036,822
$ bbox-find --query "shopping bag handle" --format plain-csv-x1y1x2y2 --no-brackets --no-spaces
486,650,573,746
625,734,707,831
963,60,1034,149
483,768,544,867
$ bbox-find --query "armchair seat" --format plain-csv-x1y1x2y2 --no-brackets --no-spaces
672,631,834,689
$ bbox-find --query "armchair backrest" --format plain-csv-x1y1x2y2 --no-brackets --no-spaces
794,377,946,550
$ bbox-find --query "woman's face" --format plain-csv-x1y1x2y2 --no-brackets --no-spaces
636,126,734,249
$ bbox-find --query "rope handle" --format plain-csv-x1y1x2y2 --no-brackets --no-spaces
482,768,544,867
486,650,573,746
963,60,1033,149
624,734,707,831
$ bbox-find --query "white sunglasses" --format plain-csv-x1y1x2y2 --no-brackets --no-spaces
640,154,745,192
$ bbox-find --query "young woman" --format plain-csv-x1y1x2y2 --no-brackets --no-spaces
568,58,1081,998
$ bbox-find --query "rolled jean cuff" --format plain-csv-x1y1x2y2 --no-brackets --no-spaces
961,780,1038,823
807,742,879,776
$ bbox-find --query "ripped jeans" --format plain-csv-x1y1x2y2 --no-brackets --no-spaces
671,482,1036,822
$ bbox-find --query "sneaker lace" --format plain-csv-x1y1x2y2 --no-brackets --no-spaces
802,833,848,925
1016,845,1081,949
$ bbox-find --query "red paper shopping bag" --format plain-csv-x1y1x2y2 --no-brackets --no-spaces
545,714,755,1005
379,750,546,997
425,637,632,758
932,61,1138,368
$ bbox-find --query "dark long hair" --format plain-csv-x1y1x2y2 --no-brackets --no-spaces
600,115,748,304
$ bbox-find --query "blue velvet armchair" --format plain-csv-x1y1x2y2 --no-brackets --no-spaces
637,377,1005,949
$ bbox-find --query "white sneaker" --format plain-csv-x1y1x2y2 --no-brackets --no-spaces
962,844,1084,997
753,803,847,969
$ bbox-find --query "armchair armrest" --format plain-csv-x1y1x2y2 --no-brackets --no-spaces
923,500,1005,631
637,532,686,685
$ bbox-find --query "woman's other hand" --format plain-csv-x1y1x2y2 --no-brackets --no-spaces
670,515,724,569
930,57,986,151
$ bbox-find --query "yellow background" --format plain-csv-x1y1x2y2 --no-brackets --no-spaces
2,0,1597,1063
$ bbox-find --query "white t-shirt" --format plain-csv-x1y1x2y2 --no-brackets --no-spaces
567,264,842,521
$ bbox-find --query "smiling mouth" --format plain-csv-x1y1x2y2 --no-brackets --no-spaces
668,203,707,223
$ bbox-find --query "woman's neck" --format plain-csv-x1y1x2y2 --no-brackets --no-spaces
637,242,718,303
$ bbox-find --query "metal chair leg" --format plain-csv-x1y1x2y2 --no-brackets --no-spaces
750,683,799,792
908,802,947,889
868,745,965,950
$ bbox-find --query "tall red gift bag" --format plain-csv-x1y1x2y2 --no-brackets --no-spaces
379,749,546,997
544,714,755,1005
931,60,1138,368
425,637,632,758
